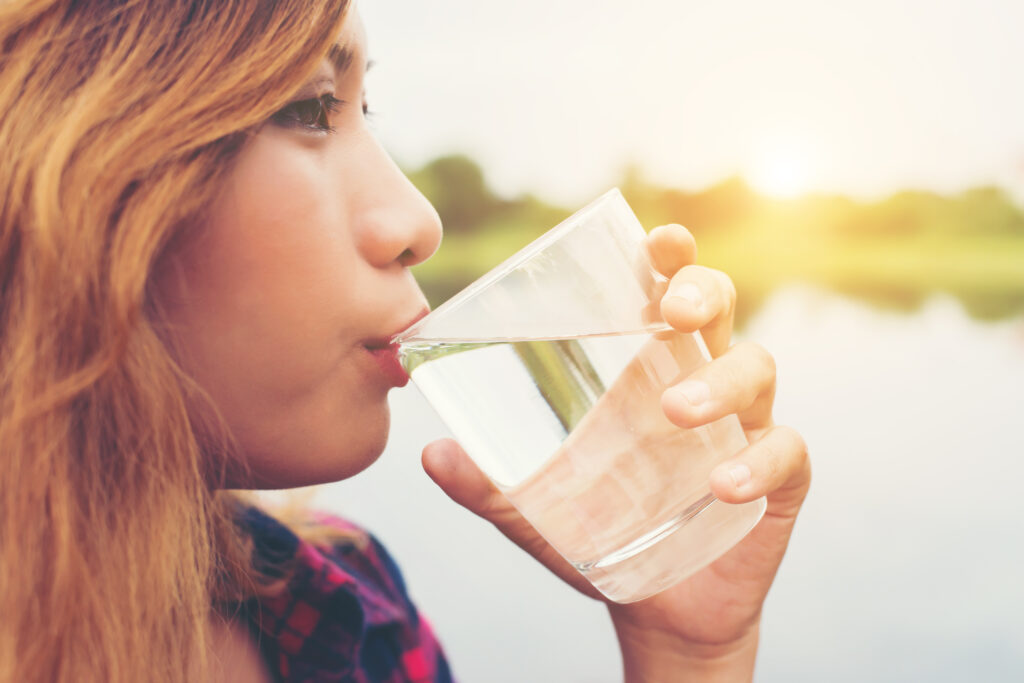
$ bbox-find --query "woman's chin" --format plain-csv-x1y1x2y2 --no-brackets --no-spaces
231,409,391,490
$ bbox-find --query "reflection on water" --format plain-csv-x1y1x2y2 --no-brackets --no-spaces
310,285,1024,683
743,286,1024,682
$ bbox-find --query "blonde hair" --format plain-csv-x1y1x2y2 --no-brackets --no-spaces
0,1,349,681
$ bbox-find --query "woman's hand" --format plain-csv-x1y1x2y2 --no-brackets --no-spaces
421,223,811,681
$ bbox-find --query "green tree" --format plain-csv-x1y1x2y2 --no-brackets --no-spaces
407,154,505,234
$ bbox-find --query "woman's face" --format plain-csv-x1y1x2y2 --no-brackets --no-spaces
154,14,441,488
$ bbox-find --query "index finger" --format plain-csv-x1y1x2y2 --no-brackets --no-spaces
644,223,697,278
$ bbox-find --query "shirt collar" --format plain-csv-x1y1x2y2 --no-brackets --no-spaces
236,506,408,680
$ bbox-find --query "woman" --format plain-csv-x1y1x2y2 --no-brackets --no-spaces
0,1,810,681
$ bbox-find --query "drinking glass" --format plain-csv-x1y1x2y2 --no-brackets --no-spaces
396,189,766,603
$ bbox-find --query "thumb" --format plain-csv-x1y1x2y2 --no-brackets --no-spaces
421,438,603,599
420,438,524,531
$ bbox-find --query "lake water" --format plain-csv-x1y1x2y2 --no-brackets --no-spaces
300,285,1024,682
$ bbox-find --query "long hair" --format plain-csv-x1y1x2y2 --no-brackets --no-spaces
0,1,349,680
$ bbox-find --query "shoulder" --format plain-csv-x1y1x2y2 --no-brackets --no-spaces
302,511,418,621
241,506,411,628
242,506,456,682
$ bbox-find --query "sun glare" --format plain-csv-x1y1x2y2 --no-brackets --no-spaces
747,135,814,199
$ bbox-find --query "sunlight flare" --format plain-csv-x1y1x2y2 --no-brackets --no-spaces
747,134,815,199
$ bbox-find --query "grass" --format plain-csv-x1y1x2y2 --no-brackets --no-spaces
412,211,1024,326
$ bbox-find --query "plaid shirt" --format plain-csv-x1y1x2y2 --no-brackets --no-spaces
237,506,455,683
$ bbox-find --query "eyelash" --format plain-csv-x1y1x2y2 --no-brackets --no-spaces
272,94,374,133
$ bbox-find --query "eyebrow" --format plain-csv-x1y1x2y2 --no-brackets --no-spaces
327,44,355,75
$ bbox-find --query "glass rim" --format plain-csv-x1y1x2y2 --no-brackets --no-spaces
393,187,626,344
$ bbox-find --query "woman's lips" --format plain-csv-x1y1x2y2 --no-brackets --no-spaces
361,307,429,388
364,341,409,388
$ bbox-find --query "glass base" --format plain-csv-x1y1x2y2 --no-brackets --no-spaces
575,495,767,604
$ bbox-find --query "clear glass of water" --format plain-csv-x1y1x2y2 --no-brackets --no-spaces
395,189,766,603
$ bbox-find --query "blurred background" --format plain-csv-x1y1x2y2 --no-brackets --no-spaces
294,1,1024,680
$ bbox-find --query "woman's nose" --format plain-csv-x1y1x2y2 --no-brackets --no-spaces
353,142,443,269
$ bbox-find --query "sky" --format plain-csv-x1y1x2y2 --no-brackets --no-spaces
360,0,1024,205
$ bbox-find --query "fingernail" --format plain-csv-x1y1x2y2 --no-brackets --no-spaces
674,380,710,406
727,463,751,488
670,283,703,312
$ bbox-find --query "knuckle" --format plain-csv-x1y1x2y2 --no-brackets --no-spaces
723,273,738,313
757,343,777,377
721,357,748,394
774,424,810,462
756,439,784,481
735,340,776,377
715,343,768,406
706,268,737,314
703,352,738,389
731,339,757,355
777,424,812,489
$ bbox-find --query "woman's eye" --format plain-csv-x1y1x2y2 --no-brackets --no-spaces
272,94,342,133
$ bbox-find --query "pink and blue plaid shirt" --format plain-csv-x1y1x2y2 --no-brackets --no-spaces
236,506,455,682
